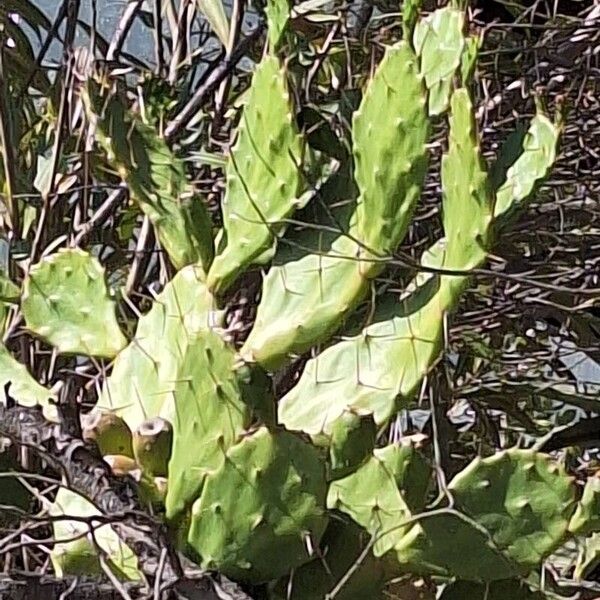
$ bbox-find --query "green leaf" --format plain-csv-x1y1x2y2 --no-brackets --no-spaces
22,249,127,358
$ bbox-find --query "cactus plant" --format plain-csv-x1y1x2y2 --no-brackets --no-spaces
242,40,429,368
21,248,127,358
83,81,214,272
327,444,431,556
569,474,600,536
206,55,304,294
413,6,466,116
351,41,429,268
0,273,19,303
494,111,560,220
187,427,327,582
447,449,577,568
49,488,142,581
97,265,271,521
278,88,560,441
394,449,577,580
439,579,545,600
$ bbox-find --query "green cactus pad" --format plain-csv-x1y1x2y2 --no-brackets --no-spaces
439,579,544,600
269,519,390,600
494,111,561,221
50,488,142,581
441,88,492,271
327,444,431,556
241,234,367,369
278,241,452,438
97,265,262,520
207,55,304,294
413,7,466,116
0,343,57,420
188,427,328,583
97,264,216,424
81,411,133,457
448,449,577,569
329,408,376,480
22,249,127,358
351,41,429,265
569,475,600,536
83,81,214,271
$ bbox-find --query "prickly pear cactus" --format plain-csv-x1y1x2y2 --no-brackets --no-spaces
207,55,304,294
327,444,431,556
441,87,492,271
50,488,142,581
278,89,560,441
494,111,561,220
83,82,214,272
277,240,449,438
447,449,577,569
97,265,216,423
188,427,328,583
0,273,19,303
97,265,269,521
394,511,520,581
351,40,429,267
413,6,466,115
22,249,127,358
241,233,366,369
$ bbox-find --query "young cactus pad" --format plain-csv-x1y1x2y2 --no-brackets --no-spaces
207,55,304,294
327,444,431,556
83,81,214,272
188,427,327,583
22,248,127,358
413,6,466,116
446,449,577,568
351,41,429,265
